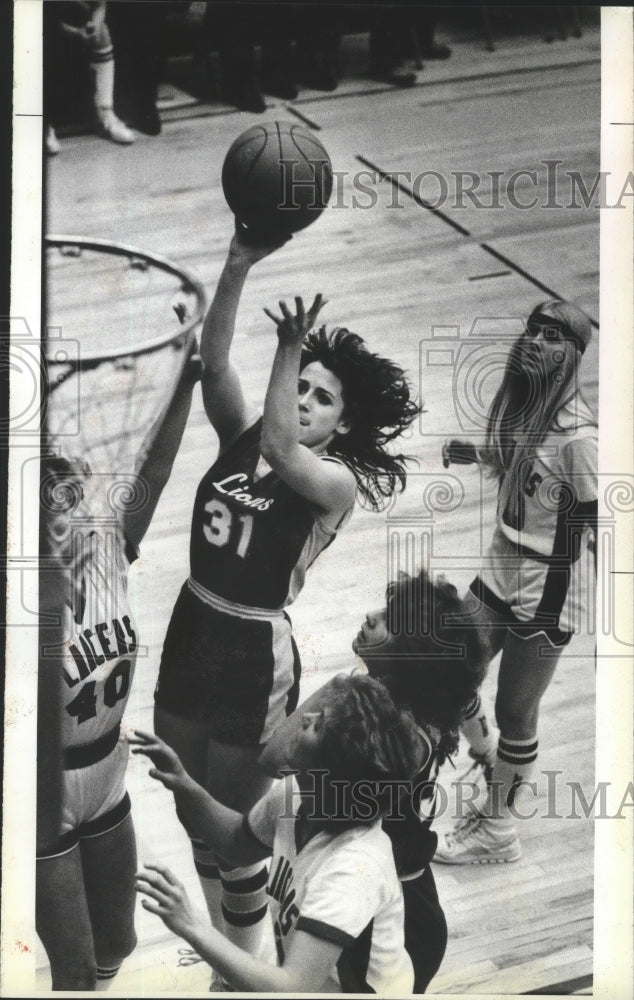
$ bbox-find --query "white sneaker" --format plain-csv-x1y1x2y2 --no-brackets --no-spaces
96,109,135,145
433,812,521,864
46,125,60,155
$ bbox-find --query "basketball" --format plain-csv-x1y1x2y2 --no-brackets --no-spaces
221,121,333,237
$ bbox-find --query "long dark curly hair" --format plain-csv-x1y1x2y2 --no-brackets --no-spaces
300,327,422,510
362,571,488,765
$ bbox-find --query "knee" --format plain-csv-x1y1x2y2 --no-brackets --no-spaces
494,697,539,739
95,925,137,971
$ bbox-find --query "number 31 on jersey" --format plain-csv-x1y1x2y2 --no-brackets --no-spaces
203,498,254,559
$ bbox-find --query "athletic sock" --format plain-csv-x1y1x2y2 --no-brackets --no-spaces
460,694,497,763
485,735,539,823
191,838,226,934
92,50,116,118
95,965,120,990
219,862,270,957
87,8,116,118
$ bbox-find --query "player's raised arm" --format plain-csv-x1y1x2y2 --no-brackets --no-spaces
200,224,290,450
136,865,341,993
261,296,356,518
130,732,270,866
124,334,203,549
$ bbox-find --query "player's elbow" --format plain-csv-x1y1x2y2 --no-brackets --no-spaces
260,433,293,470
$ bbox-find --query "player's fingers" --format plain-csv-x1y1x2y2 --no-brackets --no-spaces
129,729,156,746
143,862,181,887
187,354,205,382
139,897,163,916
147,766,171,783
173,302,188,325
308,294,326,323
295,297,305,324
136,870,172,899
135,880,167,906
279,300,293,320
263,308,282,325
135,875,171,903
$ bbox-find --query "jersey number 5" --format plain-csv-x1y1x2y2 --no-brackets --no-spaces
203,498,253,559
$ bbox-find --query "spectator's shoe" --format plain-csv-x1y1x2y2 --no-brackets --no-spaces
433,813,521,865
131,106,162,136
46,125,60,156
420,43,452,60
368,63,418,88
223,77,266,114
97,109,135,144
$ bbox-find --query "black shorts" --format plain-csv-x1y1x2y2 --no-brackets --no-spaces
154,581,301,746
402,866,448,993
470,576,573,648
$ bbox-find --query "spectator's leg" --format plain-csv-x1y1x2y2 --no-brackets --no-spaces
294,10,341,92
206,2,265,113
106,1,164,136
89,3,135,143
415,8,452,60
367,6,418,88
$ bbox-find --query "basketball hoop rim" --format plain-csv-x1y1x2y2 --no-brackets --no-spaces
45,234,207,365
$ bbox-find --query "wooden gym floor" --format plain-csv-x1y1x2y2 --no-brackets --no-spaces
38,14,605,997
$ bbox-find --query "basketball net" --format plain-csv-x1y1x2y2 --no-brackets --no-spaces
44,236,206,509
37,236,206,849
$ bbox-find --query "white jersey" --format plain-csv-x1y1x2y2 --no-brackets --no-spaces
497,395,597,557
246,776,413,995
59,525,138,750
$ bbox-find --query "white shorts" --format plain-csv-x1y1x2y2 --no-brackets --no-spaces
475,528,593,645
37,727,131,860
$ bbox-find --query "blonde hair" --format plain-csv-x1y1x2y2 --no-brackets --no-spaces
483,301,594,501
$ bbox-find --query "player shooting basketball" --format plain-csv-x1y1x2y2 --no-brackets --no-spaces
152,221,421,978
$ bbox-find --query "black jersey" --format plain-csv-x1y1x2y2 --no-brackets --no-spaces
382,745,441,880
190,418,352,611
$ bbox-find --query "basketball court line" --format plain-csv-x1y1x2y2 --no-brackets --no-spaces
354,153,600,327
469,270,512,281
285,106,323,131
522,971,593,994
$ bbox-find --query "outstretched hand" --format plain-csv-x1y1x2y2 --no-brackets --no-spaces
264,294,327,347
136,863,202,944
228,220,292,268
129,730,188,790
